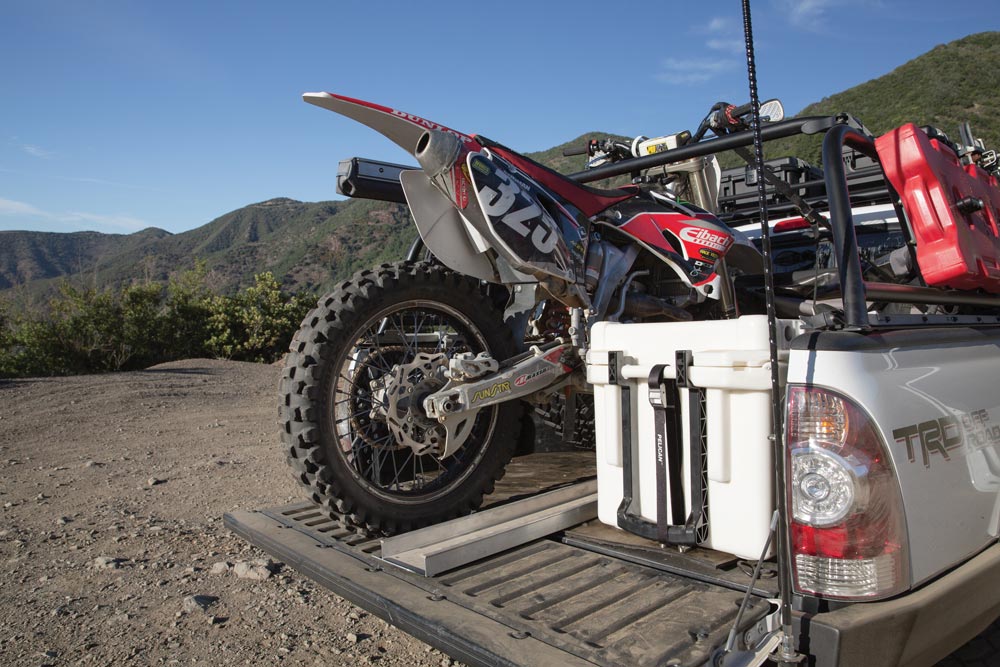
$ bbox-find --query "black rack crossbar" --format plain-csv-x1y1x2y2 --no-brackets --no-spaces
569,116,842,184
718,169,887,206
865,282,1000,309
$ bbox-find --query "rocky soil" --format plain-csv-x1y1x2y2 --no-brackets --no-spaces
0,359,464,667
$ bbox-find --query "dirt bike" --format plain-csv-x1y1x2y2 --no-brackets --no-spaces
279,92,801,535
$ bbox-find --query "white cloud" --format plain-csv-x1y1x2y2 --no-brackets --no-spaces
0,168,165,192
21,144,55,159
707,38,745,55
0,197,47,217
775,0,840,30
698,17,745,55
705,16,736,33
9,137,56,159
0,196,148,232
657,58,737,85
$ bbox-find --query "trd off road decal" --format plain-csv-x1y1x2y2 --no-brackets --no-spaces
892,408,1000,468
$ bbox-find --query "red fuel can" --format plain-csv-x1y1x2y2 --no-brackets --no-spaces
876,123,1000,292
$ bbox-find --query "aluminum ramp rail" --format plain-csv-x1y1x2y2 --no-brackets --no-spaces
381,480,598,576
225,502,770,667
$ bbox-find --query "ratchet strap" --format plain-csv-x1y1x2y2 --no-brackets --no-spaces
648,364,685,540
733,146,826,229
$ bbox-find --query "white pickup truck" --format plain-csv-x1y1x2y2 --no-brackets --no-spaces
230,101,1000,666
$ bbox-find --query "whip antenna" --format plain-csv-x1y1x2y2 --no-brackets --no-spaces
740,1,803,664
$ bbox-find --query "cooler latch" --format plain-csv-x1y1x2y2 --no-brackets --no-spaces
614,349,708,546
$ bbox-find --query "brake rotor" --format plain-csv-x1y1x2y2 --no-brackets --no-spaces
377,353,450,457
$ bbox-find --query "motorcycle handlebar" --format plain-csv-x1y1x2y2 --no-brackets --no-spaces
730,102,753,119
562,145,588,157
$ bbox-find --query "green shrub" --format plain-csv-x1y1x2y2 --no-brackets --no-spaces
0,265,312,378
206,272,312,363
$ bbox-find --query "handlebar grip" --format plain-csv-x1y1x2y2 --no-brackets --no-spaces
562,145,589,157
730,102,753,118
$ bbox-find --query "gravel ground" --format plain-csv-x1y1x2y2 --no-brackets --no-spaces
1,358,997,667
0,359,463,667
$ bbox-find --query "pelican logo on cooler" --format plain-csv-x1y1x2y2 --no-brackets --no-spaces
679,227,733,253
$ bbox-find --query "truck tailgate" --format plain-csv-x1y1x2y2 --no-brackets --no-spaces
225,503,767,667
789,326,1000,586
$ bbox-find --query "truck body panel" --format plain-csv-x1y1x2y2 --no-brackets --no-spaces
788,327,1000,586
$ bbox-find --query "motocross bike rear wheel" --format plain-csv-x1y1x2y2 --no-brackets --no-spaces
280,262,521,535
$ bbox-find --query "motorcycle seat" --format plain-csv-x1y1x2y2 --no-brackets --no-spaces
475,135,639,218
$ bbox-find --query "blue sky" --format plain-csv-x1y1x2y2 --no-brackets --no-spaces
2,0,999,235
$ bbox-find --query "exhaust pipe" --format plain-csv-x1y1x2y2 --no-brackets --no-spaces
414,130,462,179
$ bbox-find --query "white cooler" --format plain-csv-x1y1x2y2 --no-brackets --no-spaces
586,315,800,560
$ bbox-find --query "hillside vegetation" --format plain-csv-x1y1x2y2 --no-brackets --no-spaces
0,198,415,297
740,31,1000,167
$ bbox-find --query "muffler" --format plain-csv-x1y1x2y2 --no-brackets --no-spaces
414,130,462,179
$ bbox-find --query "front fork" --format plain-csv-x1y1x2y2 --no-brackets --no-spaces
423,341,577,458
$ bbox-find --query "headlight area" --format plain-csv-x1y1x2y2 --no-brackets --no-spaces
786,386,910,600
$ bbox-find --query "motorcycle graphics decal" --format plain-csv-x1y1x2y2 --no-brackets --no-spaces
472,381,511,403
678,226,733,254
618,211,734,286
452,166,470,209
514,368,546,387
893,408,1000,468
467,153,575,282
478,171,557,254
389,109,476,145
303,92,480,155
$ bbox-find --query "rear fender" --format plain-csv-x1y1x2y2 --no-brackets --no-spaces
399,170,500,283
303,92,479,155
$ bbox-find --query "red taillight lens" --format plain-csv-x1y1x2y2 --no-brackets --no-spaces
787,386,910,600
773,217,811,233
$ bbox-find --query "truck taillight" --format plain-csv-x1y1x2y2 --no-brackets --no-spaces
786,386,910,600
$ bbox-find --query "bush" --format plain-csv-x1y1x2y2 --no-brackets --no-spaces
0,266,312,378
206,272,312,363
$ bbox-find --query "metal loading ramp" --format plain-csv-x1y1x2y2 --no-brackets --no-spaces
225,495,770,667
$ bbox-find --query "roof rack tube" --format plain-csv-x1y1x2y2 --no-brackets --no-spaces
822,124,876,330
570,116,843,185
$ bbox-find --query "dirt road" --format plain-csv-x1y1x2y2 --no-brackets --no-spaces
0,359,460,667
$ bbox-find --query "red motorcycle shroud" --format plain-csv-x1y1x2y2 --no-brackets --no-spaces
877,123,1000,293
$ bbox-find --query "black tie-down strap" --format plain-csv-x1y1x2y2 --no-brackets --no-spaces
613,350,708,546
